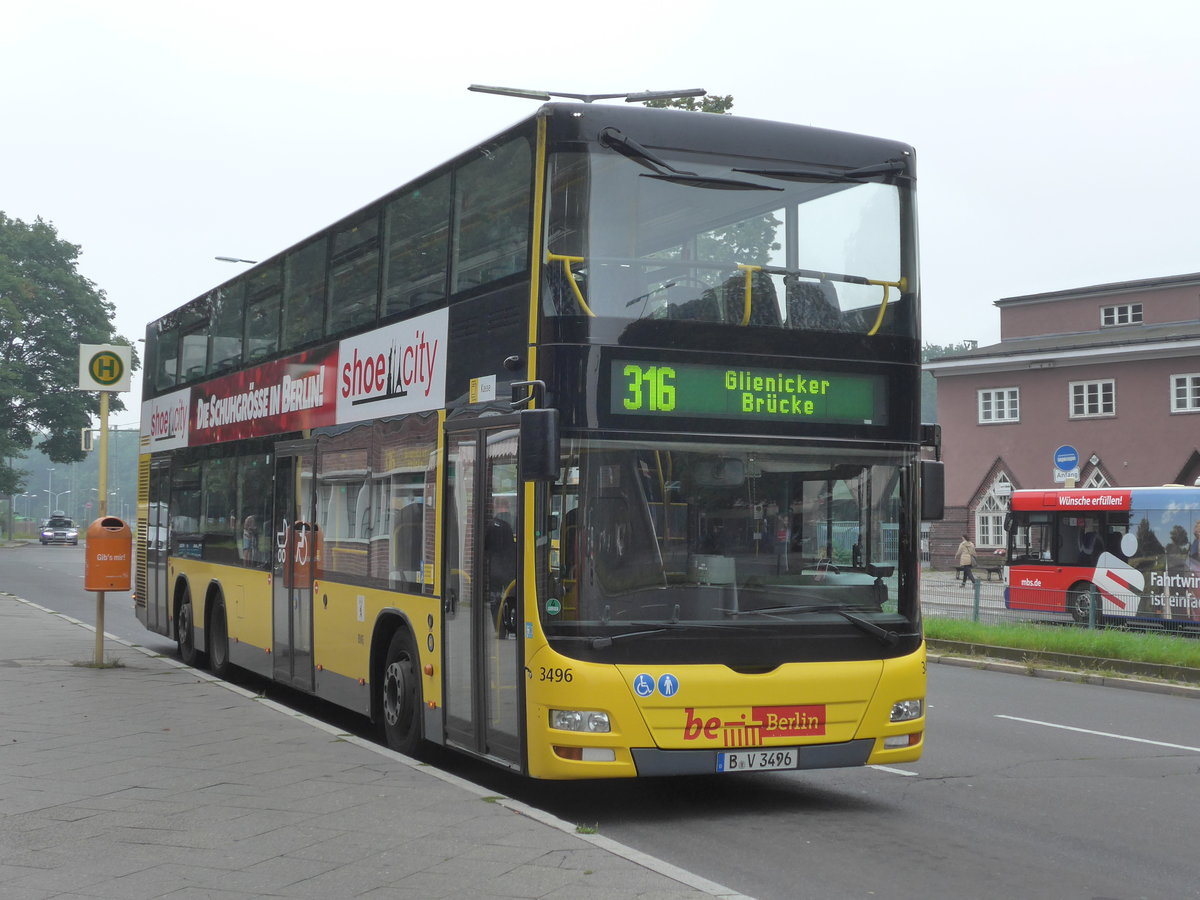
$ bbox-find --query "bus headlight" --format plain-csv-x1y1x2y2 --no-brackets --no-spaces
549,709,611,733
890,699,923,722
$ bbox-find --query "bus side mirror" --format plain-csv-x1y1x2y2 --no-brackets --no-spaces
520,408,560,482
920,459,944,520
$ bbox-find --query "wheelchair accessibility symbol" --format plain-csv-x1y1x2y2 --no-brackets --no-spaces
633,673,655,697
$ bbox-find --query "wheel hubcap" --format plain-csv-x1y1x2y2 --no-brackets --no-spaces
384,658,410,726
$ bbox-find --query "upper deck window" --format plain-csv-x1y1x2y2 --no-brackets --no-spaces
452,137,532,294
329,215,381,332
543,144,911,339
283,238,327,350
384,173,451,317
207,283,244,375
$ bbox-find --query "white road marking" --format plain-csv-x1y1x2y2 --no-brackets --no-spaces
996,715,1200,753
870,764,919,776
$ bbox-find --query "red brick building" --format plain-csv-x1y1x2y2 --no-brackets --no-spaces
925,271,1200,569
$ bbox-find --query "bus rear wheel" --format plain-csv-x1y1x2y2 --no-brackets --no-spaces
208,599,232,679
381,629,423,755
1068,583,1094,624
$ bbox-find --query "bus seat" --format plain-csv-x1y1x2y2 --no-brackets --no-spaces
707,271,780,327
670,295,722,322
786,279,845,331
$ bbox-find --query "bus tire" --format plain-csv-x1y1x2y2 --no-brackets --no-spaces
1067,583,1094,624
208,597,232,679
381,628,423,755
177,585,205,668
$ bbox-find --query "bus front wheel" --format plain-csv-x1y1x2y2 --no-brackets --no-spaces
1068,583,1095,624
381,629,423,755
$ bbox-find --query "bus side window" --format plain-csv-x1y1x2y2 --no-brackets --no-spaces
1104,531,1125,560
1058,523,1081,565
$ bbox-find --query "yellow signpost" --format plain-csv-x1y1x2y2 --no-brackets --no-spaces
78,344,133,664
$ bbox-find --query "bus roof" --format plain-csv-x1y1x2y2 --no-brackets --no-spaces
149,102,915,334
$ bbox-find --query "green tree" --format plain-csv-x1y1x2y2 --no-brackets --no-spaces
0,212,137,496
920,341,981,423
644,94,735,114
640,93,781,276
922,340,979,362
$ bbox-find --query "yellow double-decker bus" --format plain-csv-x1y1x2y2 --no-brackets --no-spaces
136,99,943,778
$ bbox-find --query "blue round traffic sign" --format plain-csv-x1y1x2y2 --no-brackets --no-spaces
1053,444,1079,470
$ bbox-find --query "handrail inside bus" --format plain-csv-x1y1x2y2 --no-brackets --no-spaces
544,252,904,331
545,252,596,317
735,263,761,327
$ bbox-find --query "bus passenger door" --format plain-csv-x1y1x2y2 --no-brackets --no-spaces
444,425,522,767
272,445,316,692
142,459,171,635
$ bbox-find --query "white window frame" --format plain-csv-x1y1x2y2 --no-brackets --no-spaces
1069,379,1115,419
975,474,1012,550
1100,303,1142,327
977,387,1020,424
1171,373,1200,413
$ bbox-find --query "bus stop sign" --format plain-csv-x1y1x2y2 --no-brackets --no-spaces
78,344,132,392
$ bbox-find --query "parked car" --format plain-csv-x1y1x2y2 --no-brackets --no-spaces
40,515,79,545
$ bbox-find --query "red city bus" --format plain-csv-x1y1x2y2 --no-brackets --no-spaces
1005,486,1200,628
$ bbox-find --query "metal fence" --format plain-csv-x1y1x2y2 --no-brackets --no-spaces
920,568,1200,636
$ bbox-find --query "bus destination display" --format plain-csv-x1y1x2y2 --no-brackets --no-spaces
610,359,886,425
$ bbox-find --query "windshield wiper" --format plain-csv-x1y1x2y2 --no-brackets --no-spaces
733,157,910,183
727,604,906,647
589,620,735,649
643,172,780,191
599,126,780,192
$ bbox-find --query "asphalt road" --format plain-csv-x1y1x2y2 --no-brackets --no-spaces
4,543,1198,900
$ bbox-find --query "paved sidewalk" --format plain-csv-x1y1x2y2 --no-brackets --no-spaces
0,594,750,900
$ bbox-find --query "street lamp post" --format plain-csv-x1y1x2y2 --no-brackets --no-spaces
44,489,71,516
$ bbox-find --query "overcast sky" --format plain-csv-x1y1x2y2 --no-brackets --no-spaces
6,0,1198,427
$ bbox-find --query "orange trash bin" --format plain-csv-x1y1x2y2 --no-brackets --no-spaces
84,516,133,592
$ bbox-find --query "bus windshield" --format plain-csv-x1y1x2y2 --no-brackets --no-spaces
544,145,912,338
542,438,915,662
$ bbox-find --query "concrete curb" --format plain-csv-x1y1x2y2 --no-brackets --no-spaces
929,647,1200,700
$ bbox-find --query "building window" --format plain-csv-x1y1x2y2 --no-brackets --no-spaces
975,473,1012,550
1070,379,1115,418
1171,374,1200,413
978,388,1019,423
1101,303,1142,326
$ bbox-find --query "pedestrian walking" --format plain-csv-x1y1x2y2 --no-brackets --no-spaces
956,534,977,585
